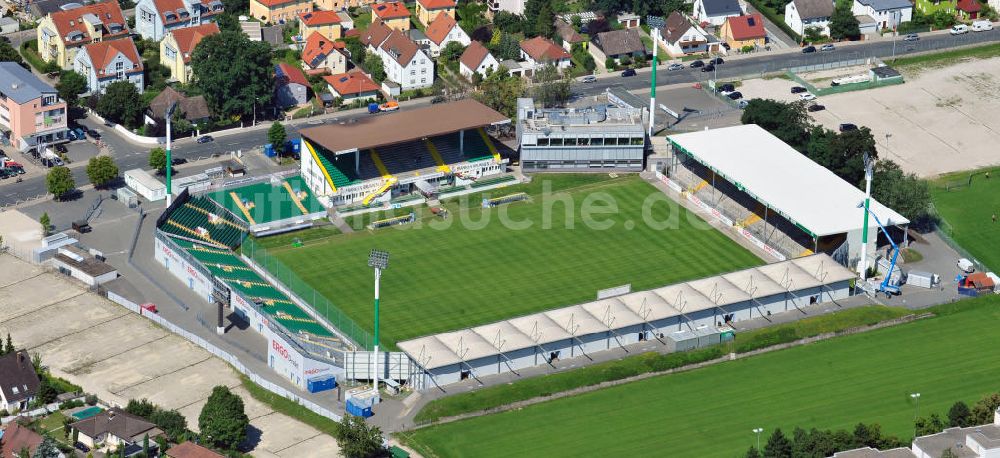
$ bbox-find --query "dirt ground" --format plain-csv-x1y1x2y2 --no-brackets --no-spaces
0,254,341,457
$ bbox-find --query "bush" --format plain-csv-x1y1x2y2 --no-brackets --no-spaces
85,394,98,406
59,399,84,410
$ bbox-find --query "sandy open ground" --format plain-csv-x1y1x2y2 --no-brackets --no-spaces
0,254,340,457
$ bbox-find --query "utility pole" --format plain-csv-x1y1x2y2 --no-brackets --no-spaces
857,153,873,278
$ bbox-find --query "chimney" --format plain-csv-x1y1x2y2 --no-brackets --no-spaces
16,351,24,365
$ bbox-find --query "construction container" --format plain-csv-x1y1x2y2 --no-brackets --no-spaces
306,375,336,393
906,270,938,289
346,399,373,417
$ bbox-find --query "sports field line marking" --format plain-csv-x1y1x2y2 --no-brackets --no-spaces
63,334,172,377
281,181,310,215
0,271,46,290
0,290,88,324
109,354,215,396
229,191,258,226
26,311,131,354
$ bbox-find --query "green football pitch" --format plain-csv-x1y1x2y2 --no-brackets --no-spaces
264,174,762,346
931,166,1000,271
401,296,1000,457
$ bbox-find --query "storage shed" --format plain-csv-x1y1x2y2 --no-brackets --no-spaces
124,168,166,202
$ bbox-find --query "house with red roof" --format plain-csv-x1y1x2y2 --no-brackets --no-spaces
324,69,380,102
372,1,411,30
133,0,224,41
0,421,59,458
376,29,434,90
720,13,766,50
519,36,572,72
301,31,347,74
250,0,312,25
422,12,469,57
957,0,981,19
36,0,130,69
459,41,499,79
298,10,342,41
415,0,455,27
275,62,310,107
160,22,219,84
359,20,393,51
72,37,144,95
165,441,224,458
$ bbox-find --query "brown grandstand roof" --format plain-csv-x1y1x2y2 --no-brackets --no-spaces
300,99,508,153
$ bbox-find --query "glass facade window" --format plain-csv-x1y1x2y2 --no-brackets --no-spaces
578,137,589,146
563,137,577,146
549,138,563,146
537,138,548,146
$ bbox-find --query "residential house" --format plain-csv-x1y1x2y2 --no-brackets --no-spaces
249,0,312,24
554,18,586,52
720,13,766,50
692,0,743,26
301,31,347,74
0,421,65,458
28,0,81,20
914,0,955,14
415,0,455,27
133,0,224,41
851,0,911,30
275,62,310,107
71,407,162,450
165,441,224,458
488,0,526,15
298,10,341,41
0,62,70,152
377,29,434,90
359,20,393,52
324,69,380,103
0,351,41,412
36,0,130,69
519,36,572,72
589,28,646,65
785,0,834,36
658,12,713,57
315,0,375,10
423,12,469,58
371,1,411,31
147,86,212,125
0,17,18,35
160,22,220,85
337,11,354,30
73,37,144,95
459,40,499,78
617,12,640,28
957,0,980,19
855,14,879,35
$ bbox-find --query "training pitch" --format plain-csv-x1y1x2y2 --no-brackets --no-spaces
262,174,762,346
401,296,1000,457
931,166,1000,271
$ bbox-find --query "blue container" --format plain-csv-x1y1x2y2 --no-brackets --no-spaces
346,399,373,417
263,144,276,157
307,375,336,393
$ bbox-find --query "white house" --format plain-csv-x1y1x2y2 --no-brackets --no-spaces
134,0,224,41
378,29,435,91
73,37,145,95
692,0,743,26
324,70,380,103
488,0,525,15
851,0,912,30
658,12,714,57
459,40,499,78
0,351,40,413
423,12,469,58
785,0,834,36
519,36,571,72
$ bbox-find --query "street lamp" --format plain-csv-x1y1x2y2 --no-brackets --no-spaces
753,427,764,451
911,393,921,439
368,249,389,401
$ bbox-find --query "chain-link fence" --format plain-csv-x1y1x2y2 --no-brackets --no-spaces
241,237,374,350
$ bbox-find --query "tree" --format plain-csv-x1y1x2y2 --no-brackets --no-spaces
915,414,946,436
745,446,762,458
345,37,366,64
45,167,75,200
0,40,26,69
441,41,466,66
126,398,156,419
85,156,119,189
587,17,612,35
740,99,811,149
830,0,861,40
192,31,273,118
149,408,187,442
96,81,144,128
198,385,249,451
222,0,248,14
148,148,168,175
828,127,876,185
605,57,616,71
493,11,523,34
531,64,571,108
363,54,386,84
56,71,88,107
36,379,57,404
142,434,150,458
472,69,525,118
948,401,972,427
763,428,792,458
534,2,555,38
335,415,387,458
871,160,932,226
268,121,287,147
971,392,1000,425
31,437,60,458
929,9,956,29
490,33,522,61
4,333,13,355
804,26,825,43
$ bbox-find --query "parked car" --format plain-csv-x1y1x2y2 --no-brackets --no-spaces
717,83,736,93
950,24,969,35
430,95,447,104
87,128,101,139
972,20,993,32
667,63,684,71
140,303,159,314
957,258,975,273
73,127,86,139
55,144,68,154
801,46,817,53
820,44,835,52
72,220,92,233
727,91,743,100
721,43,731,50
171,157,188,165
701,63,715,72
791,86,808,94
379,100,400,111
798,92,816,101
621,68,637,77
197,135,214,143
580,75,597,83
903,33,919,42
689,60,705,68
738,100,750,109
807,104,825,112
0,168,15,179
709,57,724,64
839,123,858,132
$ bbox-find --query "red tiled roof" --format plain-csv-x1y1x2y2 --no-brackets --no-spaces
417,0,455,9
299,10,340,26
302,31,344,68
49,0,129,47
372,1,409,19
252,0,309,8
82,37,143,77
460,40,490,70
957,0,981,12
277,62,309,86
165,441,225,458
725,13,766,40
152,0,219,26
379,29,420,66
359,20,392,47
424,11,458,45
0,422,44,458
324,70,380,96
519,36,570,62
169,22,219,63
345,28,360,37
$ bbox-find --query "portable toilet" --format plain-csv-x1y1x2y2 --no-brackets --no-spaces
263,144,276,157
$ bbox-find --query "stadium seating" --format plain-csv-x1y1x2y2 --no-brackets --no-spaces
312,145,362,188
431,131,494,163
159,197,246,249
372,141,439,176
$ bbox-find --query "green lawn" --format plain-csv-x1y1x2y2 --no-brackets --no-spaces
267,174,762,346
401,295,1000,457
931,166,1000,271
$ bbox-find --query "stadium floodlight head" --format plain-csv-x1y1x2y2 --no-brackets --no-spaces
910,393,920,399
368,249,389,270
752,428,763,434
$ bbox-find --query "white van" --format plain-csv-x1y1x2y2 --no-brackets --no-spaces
972,20,993,32
950,24,969,35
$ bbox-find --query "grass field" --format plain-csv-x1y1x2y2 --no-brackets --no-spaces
400,295,1000,457
931,166,1000,271
267,174,762,346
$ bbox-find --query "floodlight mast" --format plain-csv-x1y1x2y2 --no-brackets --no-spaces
165,101,178,206
857,153,874,278
368,249,389,401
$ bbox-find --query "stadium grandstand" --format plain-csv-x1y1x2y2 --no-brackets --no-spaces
663,125,908,267
298,99,511,207
205,174,328,236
